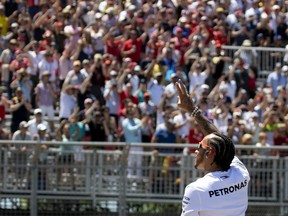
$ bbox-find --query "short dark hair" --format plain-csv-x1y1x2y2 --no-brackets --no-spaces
208,132,235,171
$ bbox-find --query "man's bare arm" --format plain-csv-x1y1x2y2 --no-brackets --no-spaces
194,113,219,136
175,80,219,136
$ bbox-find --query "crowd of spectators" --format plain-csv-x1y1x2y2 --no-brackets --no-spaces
0,0,287,166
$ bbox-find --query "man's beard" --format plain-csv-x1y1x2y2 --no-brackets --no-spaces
194,153,204,169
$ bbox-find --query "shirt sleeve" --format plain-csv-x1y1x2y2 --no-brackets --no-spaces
231,156,249,177
181,183,201,216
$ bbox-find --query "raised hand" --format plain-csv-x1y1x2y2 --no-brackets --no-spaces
175,79,194,113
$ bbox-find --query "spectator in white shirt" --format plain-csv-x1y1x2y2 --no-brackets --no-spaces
188,60,208,95
38,50,58,82
138,92,156,116
59,75,78,122
147,72,164,107
164,73,179,108
27,108,50,138
24,41,44,87
65,60,88,89
35,71,57,133
173,110,191,139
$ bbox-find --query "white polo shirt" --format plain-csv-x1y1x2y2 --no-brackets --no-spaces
181,157,250,216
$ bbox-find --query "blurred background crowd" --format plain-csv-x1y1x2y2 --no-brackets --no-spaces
0,0,287,160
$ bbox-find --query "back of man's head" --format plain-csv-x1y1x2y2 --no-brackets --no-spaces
208,132,235,171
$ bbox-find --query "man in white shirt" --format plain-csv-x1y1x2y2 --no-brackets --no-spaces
38,50,58,82
176,80,250,216
173,110,191,139
188,61,208,95
65,60,88,89
147,73,164,107
164,74,179,108
27,108,50,138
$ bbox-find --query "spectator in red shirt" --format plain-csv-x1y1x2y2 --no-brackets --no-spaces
213,24,228,46
171,27,190,66
190,16,214,46
103,27,122,61
121,29,147,63
117,69,138,109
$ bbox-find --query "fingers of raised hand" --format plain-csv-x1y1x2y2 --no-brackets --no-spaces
175,80,187,96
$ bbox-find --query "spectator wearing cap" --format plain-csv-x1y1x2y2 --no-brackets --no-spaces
164,73,179,108
267,62,286,98
254,12,273,45
121,29,147,63
177,16,190,39
59,75,78,122
147,71,164,107
10,68,33,103
117,69,138,109
188,60,208,95
65,60,88,89
190,16,213,46
138,92,156,117
171,27,189,66
77,97,95,122
12,121,31,141
5,22,19,42
33,122,50,190
122,104,143,177
129,64,141,94
86,110,109,143
0,39,18,96
10,87,32,133
35,70,57,131
103,78,120,123
0,117,10,139
38,50,58,82
235,39,257,67
102,7,117,30
173,109,191,141
27,108,50,138
231,14,251,46
23,41,44,89
270,5,281,35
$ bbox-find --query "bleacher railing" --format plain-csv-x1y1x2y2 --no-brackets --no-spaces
221,45,287,84
0,140,288,216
